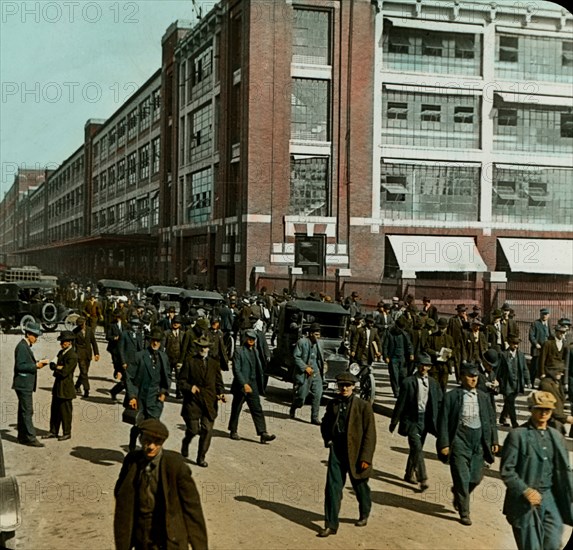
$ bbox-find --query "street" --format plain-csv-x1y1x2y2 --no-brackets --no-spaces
1,330,571,550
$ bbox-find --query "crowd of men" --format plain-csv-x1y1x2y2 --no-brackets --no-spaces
11,284,573,549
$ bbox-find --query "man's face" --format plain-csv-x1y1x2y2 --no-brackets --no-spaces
246,337,256,348
338,382,354,397
172,322,181,331
461,373,479,390
199,346,209,358
140,434,164,459
150,339,161,351
60,340,72,349
471,325,480,333
309,330,321,343
531,407,552,427
556,331,565,340
211,321,220,331
27,334,38,345
509,342,519,351
417,364,431,376
541,313,549,322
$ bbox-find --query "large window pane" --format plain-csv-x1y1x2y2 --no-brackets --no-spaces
293,9,330,65
186,168,212,224
290,156,329,216
291,79,329,141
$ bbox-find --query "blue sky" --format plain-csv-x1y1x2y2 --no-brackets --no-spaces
0,0,215,196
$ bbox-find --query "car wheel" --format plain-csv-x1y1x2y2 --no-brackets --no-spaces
41,321,58,332
41,302,58,323
64,312,80,331
19,314,37,333
360,372,377,405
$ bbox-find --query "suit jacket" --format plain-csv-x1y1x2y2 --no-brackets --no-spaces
231,344,265,395
50,348,78,400
529,319,552,357
106,321,123,354
427,331,455,370
321,394,376,480
497,350,530,395
383,326,413,359
208,329,231,371
390,374,442,437
500,423,573,527
352,326,382,365
114,449,208,550
73,326,99,361
437,386,498,464
447,316,469,367
164,328,185,365
178,354,224,422
485,323,505,353
463,331,488,364
422,305,439,323
12,338,39,392
538,337,569,378
126,348,171,418
293,336,324,385
119,330,145,367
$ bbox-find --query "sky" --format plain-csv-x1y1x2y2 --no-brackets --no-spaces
0,0,217,197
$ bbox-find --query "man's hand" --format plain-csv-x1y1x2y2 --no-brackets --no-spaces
305,366,313,377
122,363,128,370
176,363,182,370
385,358,390,364
115,371,122,381
129,398,137,410
360,461,370,472
94,355,100,362
244,384,252,394
191,385,200,394
36,360,48,369
158,394,166,402
536,343,541,349
409,355,414,361
218,394,227,403
492,444,499,455
523,488,542,506
440,447,449,457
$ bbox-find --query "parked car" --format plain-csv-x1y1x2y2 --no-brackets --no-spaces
0,432,20,549
266,300,350,387
0,281,77,332
178,289,224,321
97,279,138,329
146,285,185,314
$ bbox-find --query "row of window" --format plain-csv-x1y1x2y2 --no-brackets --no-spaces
185,168,212,224
47,188,83,220
47,156,84,195
48,219,83,243
179,102,215,166
180,46,215,108
92,195,158,232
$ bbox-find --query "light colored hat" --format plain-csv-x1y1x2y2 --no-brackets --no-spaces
527,391,556,409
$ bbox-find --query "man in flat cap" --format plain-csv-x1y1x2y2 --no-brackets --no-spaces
73,316,99,398
290,322,325,425
500,391,573,550
437,362,498,526
539,361,573,435
318,372,376,537
44,331,78,441
390,353,442,491
228,328,276,444
529,308,552,385
12,322,49,447
114,418,208,550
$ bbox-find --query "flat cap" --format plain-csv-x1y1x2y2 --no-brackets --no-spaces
171,315,182,324
139,418,169,440
416,352,433,366
460,362,479,376
491,309,503,319
507,335,521,344
456,304,467,312
540,308,550,315
309,322,321,332
501,303,511,311
196,318,210,330
336,372,358,384
437,317,448,328
425,318,436,328
149,327,164,341
57,330,76,342
245,329,257,339
527,391,556,410
555,324,567,333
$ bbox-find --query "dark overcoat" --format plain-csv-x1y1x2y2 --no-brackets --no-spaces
529,319,552,357
12,338,39,392
114,449,208,550
437,386,498,464
321,394,377,480
231,344,265,395
497,349,530,395
391,375,442,437
50,348,78,399
352,326,382,365
73,326,99,361
119,330,145,366
500,423,573,527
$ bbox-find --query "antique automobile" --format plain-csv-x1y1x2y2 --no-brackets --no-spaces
0,281,77,332
178,289,224,321
146,285,185,314
267,300,358,393
97,279,138,329
0,432,20,549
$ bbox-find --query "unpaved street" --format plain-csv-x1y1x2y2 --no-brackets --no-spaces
1,330,571,549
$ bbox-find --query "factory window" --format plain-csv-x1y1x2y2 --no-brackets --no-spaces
291,79,330,141
293,8,331,65
499,35,518,62
186,167,212,224
289,156,329,216
190,103,213,162
127,109,137,140
127,152,137,186
152,137,160,174
295,235,325,276
139,143,150,180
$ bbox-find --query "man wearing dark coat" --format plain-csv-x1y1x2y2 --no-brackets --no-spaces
427,317,455,392
538,362,573,435
437,362,499,526
318,372,376,537
447,304,470,382
228,329,276,444
383,316,414,398
463,320,488,365
12,323,48,447
529,307,552,383
538,324,569,380
351,315,382,367
125,327,171,451
44,331,78,441
178,336,225,467
106,310,124,400
390,353,442,491
165,315,186,399
73,316,99,398
114,418,208,550
421,297,439,323
500,391,573,550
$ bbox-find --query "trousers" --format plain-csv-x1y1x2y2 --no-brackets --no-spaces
292,374,323,421
228,389,267,435
15,390,36,442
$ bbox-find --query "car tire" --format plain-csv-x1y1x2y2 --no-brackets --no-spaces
64,312,80,331
41,303,58,323
360,372,377,405
19,314,36,333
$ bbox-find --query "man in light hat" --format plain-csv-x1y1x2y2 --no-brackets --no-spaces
500,391,573,550
178,335,225,466
498,335,530,428
228,328,276,444
437,362,498,526
73,315,99,398
114,418,208,550
529,308,552,384
390,353,442,491
125,327,171,451
318,372,376,537
12,323,49,447
44,331,78,441
539,361,573,434
291,322,325,425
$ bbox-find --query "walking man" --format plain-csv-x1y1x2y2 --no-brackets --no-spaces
12,323,48,447
500,391,573,550
73,316,99,398
437,362,499,526
383,316,414,398
318,372,376,537
114,418,208,550
390,353,442,491
228,329,276,444
529,308,552,384
290,322,324,425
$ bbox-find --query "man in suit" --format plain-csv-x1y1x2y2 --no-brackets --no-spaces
464,319,488,366
178,336,225,466
421,297,439,323
498,335,531,428
44,331,79,441
427,317,455,392
12,323,48,447
114,418,208,550
500,391,573,550
538,324,569,380
164,315,185,399
447,304,470,382
228,329,276,444
125,327,171,451
501,303,519,343
72,316,99,398
529,307,552,384
373,302,393,343
390,353,442,491
82,293,102,331
437,362,499,526
539,362,573,435
318,372,376,537
106,310,125,401
209,315,232,372
486,309,506,353
383,316,414,398
352,315,383,367
290,322,325,425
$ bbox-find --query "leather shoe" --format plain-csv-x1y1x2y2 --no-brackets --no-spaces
41,433,58,439
83,391,90,398
317,528,337,538
460,516,472,526
58,434,71,441
260,433,276,444
404,474,416,484
419,481,430,492
289,406,296,419
23,439,44,447
355,517,368,527
196,459,208,468
230,432,241,440
311,419,322,426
